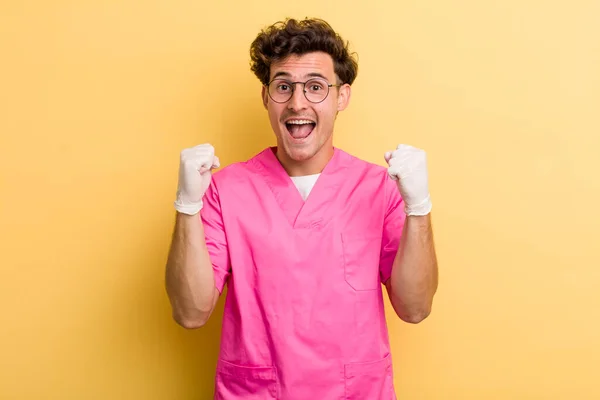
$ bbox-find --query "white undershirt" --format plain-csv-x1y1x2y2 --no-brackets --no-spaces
290,173,321,201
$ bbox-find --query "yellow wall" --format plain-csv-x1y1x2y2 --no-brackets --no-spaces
2,1,599,399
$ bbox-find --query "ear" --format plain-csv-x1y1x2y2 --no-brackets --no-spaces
336,84,351,111
261,85,268,109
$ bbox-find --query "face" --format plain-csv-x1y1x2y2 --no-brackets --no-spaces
262,51,351,169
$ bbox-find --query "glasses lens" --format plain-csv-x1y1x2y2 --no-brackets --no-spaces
304,79,329,103
269,80,293,102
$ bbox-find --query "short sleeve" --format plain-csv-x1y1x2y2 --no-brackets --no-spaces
200,180,230,293
379,176,406,284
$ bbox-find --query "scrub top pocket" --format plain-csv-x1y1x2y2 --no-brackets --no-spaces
344,353,395,400
341,233,382,291
215,359,278,399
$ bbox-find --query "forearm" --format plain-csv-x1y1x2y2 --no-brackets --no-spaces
387,214,438,323
165,212,219,328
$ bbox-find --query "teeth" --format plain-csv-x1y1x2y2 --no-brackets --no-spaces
286,120,314,125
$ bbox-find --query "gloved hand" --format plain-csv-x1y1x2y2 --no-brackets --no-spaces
174,144,220,215
385,144,432,216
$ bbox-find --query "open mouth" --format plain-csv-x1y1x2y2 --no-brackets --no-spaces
285,119,316,140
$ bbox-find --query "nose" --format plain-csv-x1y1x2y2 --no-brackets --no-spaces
287,83,309,111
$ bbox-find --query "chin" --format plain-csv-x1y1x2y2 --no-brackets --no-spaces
285,146,315,162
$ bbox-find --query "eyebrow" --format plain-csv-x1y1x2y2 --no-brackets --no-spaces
271,71,330,81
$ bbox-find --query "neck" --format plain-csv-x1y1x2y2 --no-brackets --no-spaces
275,145,334,177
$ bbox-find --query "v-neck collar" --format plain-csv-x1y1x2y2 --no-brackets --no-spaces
252,146,350,230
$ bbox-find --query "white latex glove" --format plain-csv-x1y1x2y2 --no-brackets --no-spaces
174,144,220,215
384,144,432,216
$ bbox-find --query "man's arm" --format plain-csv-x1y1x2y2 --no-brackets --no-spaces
165,213,220,329
383,144,438,324
165,143,223,329
385,214,438,323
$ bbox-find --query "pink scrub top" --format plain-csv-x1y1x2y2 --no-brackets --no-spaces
201,147,406,399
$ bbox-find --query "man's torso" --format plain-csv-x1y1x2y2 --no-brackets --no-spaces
202,147,403,399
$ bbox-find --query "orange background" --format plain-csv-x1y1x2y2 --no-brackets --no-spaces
1,1,599,399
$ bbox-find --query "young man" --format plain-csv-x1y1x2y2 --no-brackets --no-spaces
165,18,438,400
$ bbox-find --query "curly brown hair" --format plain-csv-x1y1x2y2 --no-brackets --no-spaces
249,18,358,87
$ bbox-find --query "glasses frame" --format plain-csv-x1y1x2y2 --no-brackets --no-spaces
266,78,343,104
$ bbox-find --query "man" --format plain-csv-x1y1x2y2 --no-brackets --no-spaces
165,17,438,400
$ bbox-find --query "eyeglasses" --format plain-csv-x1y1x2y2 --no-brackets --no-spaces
266,78,343,104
